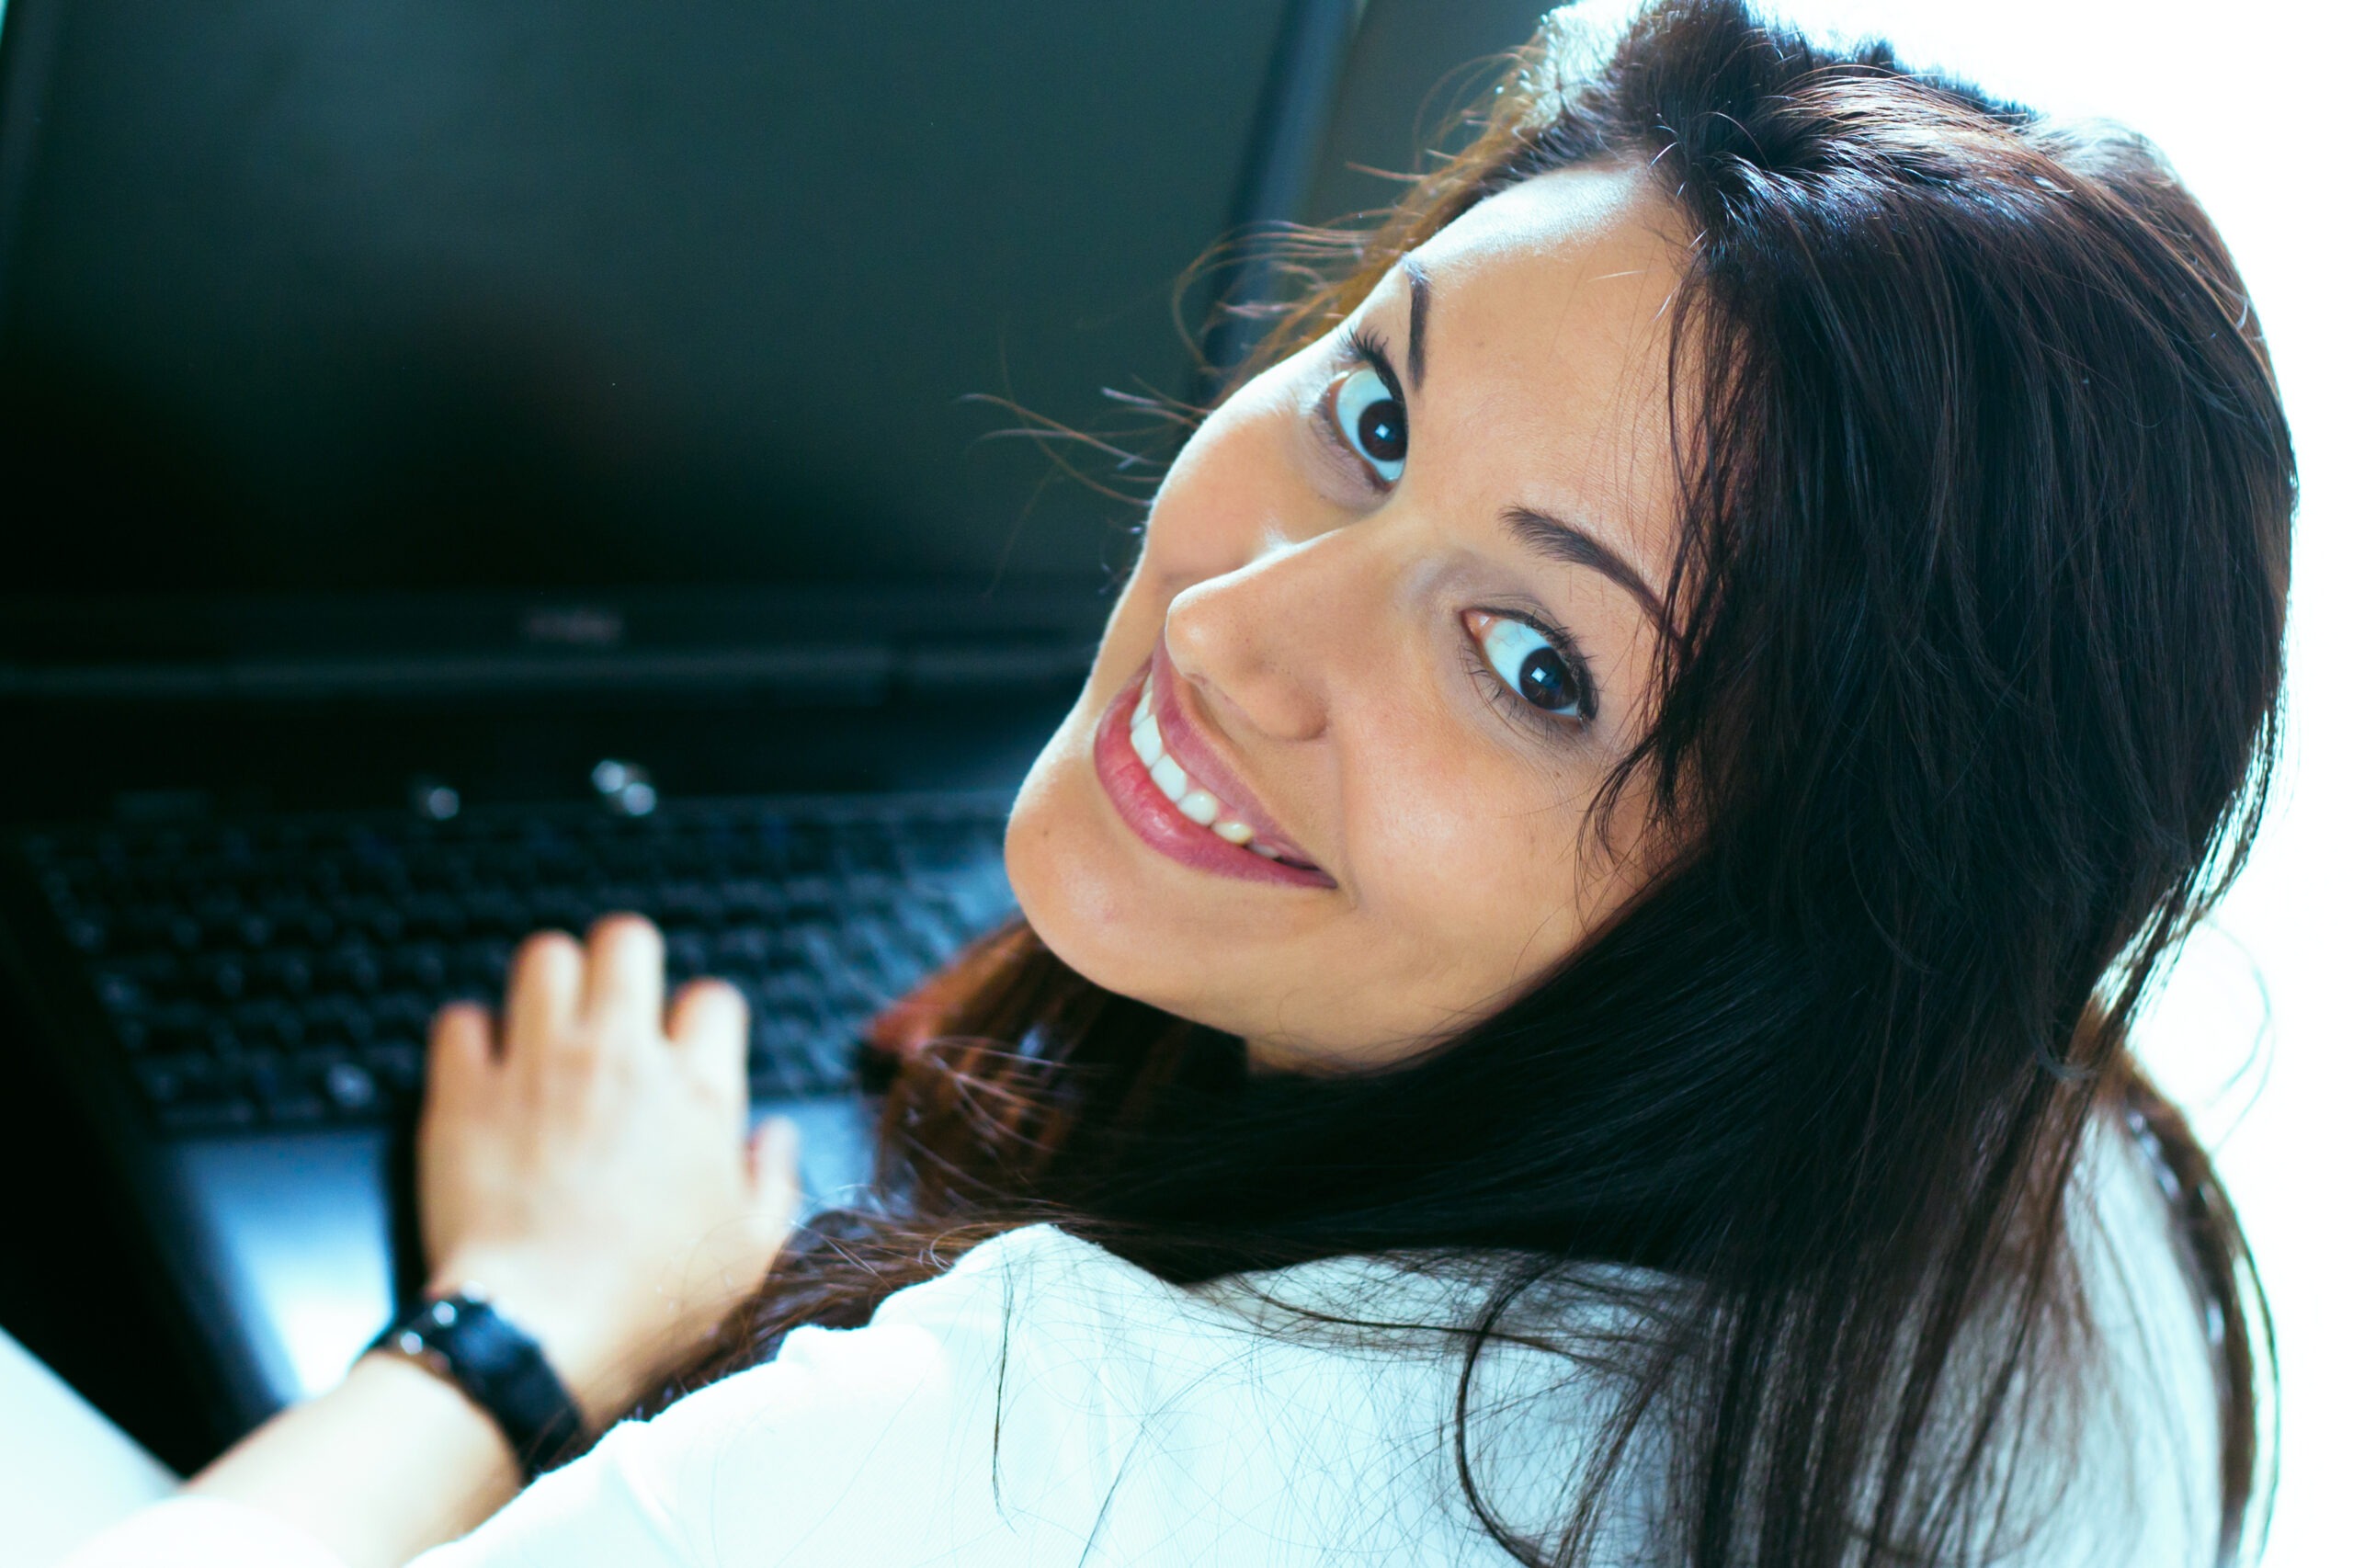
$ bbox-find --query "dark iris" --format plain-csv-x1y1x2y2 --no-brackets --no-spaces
1517,646,1577,711
1355,399,1405,463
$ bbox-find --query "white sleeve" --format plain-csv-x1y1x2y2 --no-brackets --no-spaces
51,1225,1137,1568
49,1495,351,1568
415,1222,1134,1568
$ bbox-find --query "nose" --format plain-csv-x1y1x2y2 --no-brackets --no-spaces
1162,533,1374,745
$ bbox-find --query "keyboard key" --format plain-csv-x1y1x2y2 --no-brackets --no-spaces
408,893,465,940
457,939,511,994
329,943,382,994
665,929,710,975
93,968,145,1015
396,946,448,993
714,926,771,969
202,957,248,1002
322,1062,381,1116
264,950,314,997
463,889,526,937
364,1042,424,1095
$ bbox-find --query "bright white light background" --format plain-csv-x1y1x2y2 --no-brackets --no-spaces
1575,2,2348,1560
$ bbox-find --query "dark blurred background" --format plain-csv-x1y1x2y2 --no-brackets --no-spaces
0,0,1543,606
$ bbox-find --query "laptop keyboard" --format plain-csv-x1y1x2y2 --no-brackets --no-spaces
16,793,1017,1136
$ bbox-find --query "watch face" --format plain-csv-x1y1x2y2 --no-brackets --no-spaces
374,1296,473,1381
369,1291,584,1475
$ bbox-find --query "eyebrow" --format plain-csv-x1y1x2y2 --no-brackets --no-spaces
1400,263,1671,637
1502,506,1668,627
1404,257,1430,390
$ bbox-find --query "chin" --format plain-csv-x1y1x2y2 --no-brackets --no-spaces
1003,718,1233,1032
1003,705,1136,988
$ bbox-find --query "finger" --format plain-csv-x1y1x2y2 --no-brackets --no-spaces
667,977,750,1092
504,930,585,1057
425,1002,495,1111
750,1116,802,1234
581,913,665,1040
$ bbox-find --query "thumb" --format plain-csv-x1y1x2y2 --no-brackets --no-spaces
751,1116,802,1234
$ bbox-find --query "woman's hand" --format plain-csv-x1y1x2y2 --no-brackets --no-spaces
185,914,796,1566
417,914,800,1429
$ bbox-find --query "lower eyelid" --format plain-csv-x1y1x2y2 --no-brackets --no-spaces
1462,613,1601,732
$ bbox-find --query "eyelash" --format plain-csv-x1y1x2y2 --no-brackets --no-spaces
1462,610,1601,737
1314,327,1404,490
1313,323,1597,738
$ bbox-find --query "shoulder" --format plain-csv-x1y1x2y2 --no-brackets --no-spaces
502,1225,1211,1566
869,1220,1191,1348
637,1221,1167,1460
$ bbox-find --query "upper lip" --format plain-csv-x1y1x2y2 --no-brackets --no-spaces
1145,638,1323,869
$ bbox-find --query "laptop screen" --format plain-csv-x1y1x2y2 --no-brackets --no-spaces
0,0,1294,652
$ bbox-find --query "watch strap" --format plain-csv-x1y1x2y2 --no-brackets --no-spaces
370,1288,586,1477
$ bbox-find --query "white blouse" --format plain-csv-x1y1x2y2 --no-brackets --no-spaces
60,1108,2222,1568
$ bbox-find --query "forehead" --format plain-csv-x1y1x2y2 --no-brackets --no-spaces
1402,161,1692,573
1415,160,1690,333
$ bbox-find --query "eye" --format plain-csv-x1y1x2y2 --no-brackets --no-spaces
1331,365,1407,484
1467,610,1591,720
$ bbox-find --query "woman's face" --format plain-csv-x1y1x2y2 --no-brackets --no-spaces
1005,163,1690,1071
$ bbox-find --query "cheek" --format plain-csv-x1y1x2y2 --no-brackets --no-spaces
1342,709,1597,974
1135,378,1312,588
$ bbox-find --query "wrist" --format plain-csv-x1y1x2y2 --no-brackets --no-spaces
421,1258,652,1428
192,1350,521,1567
373,1287,590,1474
347,1347,518,1483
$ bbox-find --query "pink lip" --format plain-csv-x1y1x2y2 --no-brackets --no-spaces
1090,645,1335,890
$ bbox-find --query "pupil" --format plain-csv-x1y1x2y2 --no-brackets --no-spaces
1356,400,1405,462
1518,648,1574,710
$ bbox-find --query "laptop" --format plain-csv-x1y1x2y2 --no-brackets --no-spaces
0,0,1540,1442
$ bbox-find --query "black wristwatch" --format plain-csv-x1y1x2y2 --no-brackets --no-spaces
368,1286,586,1478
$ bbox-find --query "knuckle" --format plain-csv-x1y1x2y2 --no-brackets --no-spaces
543,1020,606,1060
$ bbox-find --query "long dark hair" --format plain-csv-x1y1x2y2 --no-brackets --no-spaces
654,5,2294,1563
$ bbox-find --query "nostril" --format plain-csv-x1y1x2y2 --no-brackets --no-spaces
1158,544,1347,745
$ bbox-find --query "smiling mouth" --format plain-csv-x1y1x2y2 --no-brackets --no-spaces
1125,670,1302,861
1089,657,1333,888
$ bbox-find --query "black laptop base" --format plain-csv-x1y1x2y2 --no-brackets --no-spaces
0,685,1070,1437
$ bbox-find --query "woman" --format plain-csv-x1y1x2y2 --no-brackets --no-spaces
68,2,2290,1565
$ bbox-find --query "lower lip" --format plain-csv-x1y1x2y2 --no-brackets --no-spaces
1090,667,1335,889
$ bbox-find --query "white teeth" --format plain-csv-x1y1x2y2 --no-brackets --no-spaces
1149,755,1190,802
1127,678,1290,860
1130,712,1165,767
